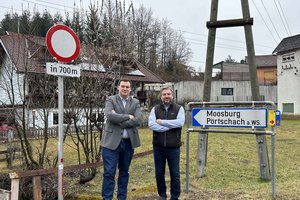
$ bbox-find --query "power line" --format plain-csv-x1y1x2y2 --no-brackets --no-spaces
185,36,271,51
186,38,245,50
23,0,89,15
185,36,271,55
179,29,274,49
273,0,289,36
22,0,74,13
3,1,284,50
0,5,23,13
188,40,270,54
0,0,85,19
189,60,206,64
251,0,279,44
34,0,77,10
260,0,281,41
275,0,292,36
1,1,275,59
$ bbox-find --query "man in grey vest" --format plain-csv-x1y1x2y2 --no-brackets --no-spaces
148,86,185,200
101,79,142,200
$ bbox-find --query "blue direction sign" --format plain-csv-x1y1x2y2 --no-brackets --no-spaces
192,108,268,128
275,110,281,126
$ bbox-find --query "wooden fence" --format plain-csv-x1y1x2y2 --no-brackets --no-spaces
0,125,98,142
9,150,153,200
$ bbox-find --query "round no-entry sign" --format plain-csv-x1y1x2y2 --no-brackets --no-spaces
46,24,80,63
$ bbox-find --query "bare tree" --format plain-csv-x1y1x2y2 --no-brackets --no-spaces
0,0,194,173
0,33,59,169
147,19,161,71
133,6,153,64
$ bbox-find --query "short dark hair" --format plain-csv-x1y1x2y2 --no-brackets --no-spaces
118,79,131,86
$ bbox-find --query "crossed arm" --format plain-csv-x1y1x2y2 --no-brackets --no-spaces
105,97,141,128
148,106,185,132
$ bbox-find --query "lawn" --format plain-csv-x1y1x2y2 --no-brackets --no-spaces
66,119,300,200
0,119,299,200
127,119,299,200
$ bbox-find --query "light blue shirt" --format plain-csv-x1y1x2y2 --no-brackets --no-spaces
121,96,129,138
148,105,185,132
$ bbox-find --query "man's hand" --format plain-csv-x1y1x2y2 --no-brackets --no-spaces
129,114,135,119
156,119,161,124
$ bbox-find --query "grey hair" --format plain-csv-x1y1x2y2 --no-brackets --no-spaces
160,86,173,95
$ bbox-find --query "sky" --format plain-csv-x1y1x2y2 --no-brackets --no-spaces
1,0,299,72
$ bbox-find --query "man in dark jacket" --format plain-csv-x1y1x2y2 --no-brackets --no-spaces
148,86,185,200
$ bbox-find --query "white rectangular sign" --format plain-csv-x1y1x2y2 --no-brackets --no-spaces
46,62,81,77
192,108,268,128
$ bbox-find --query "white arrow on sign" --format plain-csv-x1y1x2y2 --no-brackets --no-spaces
192,108,268,128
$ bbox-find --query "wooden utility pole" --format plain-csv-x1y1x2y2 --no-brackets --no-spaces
197,0,218,177
198,0,270,179
241,0,270,180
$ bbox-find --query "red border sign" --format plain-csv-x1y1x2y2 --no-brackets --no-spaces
46,24,80,63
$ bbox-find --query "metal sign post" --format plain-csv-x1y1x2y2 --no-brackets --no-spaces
185,101,278,199
7,129,14,169
58,75,64,199
46,23,80,200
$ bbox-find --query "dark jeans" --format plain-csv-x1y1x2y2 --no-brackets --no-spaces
154,146,180,200
102,139,134,200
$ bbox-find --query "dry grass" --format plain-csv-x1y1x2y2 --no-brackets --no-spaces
69,119,300,200
1,119,299,200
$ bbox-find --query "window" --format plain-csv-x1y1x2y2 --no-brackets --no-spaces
282,103,294,113
282,63,293,70
53,113,59,125
53,113,68,125
264,71,275,80
282,53,295,63
221,88,233,95
90,113,97,122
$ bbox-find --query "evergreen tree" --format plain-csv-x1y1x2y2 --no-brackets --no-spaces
86,3,102,47
64,12,72,28
101,14,114,47
10,13,20,33
19,11,31,34
40,11,54,36
0,14,13,35
30,11,53,37
30,12,43,36
71,10,85,43
53,12,63,24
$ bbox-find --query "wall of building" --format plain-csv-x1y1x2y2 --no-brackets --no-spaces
257,67,277,85
277,50,300,115
0,56,25,105
143,82,174,91
15,107,105,129
172,80,277,104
